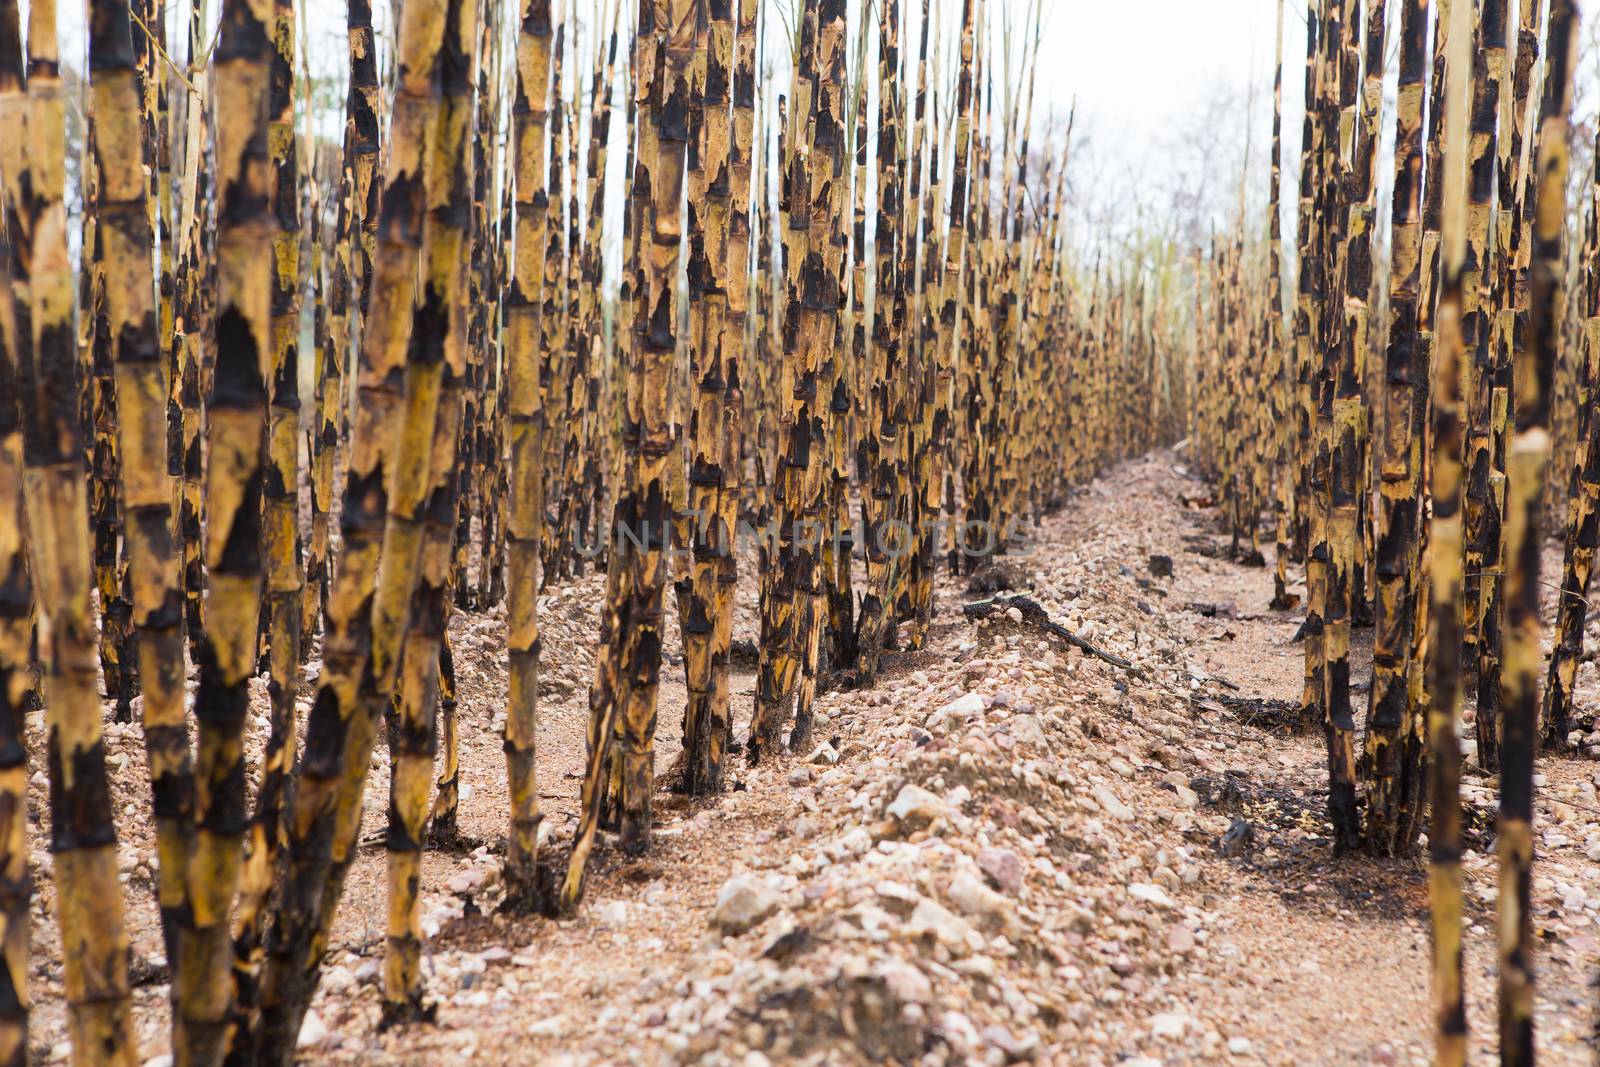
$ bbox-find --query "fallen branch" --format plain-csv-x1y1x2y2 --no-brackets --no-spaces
962,594,1145,679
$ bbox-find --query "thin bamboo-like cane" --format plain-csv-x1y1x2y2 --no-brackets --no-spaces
0,6,33,1059
856,0,903,687
1426,0,1474,1059
502,0,554,910
1365,0,1431,857
230,0,307,1027
1496,4,1576,1060
680,0,736,794
383,0,480,1013
85,0,198,981
173,0,277,1053
7,0,142,1057
254,0,451,1052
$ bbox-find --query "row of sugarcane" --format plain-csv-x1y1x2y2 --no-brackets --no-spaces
1191,0,1584,1061
0,0,1191,1062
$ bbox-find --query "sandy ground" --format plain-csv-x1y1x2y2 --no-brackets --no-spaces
17,449,1600,1065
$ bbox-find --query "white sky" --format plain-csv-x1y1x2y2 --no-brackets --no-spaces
1029,0,1303,174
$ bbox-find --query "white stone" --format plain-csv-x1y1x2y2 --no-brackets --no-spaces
947,872,1017,930
1093,784,1135,821
805,743,840,765
928,693,985,730
876,958,934,1003
834,827,873,857
296,1009,328,1050
1129,883,1176,910
888,784,951,828
1008,714,1051,749
713,874,782,933
528,1014,569,1038
908,897,976,954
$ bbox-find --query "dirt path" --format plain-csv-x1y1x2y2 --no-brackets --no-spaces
19,450,1600,1064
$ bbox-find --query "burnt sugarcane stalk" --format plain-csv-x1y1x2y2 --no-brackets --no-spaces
1496,5,1576,1061
1268,0,1298,612
9,0,143,1056
0,4,33,1056
1426,0,1473,1058
252,0,450,1053
84,0,197,974
1542,134,1600,750
1322,0,1379,854
680,0,736,795
856,0,903,687
1475,0,1539,769
1460,0,1505,754
381,0,478,1017
170,0,279,1054
1364,0,1429,856
501,0,554,911
612,0,694,849
563,0,652,911
230,0,306,1028
750,4,816,764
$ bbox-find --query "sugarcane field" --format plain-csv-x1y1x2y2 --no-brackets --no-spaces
8,0,1600,1061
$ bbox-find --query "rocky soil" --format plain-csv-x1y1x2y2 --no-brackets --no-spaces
17,449,1600,1064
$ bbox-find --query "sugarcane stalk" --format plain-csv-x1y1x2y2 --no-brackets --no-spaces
0,7,33,1056
1426,0,1473,1058
1496,4,1575,1061
1365,0,1432,856
7,0,142,1057
381,0,478,1016
501,0,554,911
252,0,451,1053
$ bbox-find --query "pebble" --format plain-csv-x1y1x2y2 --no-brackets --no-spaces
946,872,1017,931
296,1009,327,1050
982,1023,1035,1059
1092,784,1135,821
528,1014,570,1038
929,692,986,731
806,743,840,765
977,847,1025,894
1128,883,1176,910
713,874,782,934
908,896,976,954
876,958,933,1003
1007,714,1051,749
887,784,951,828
